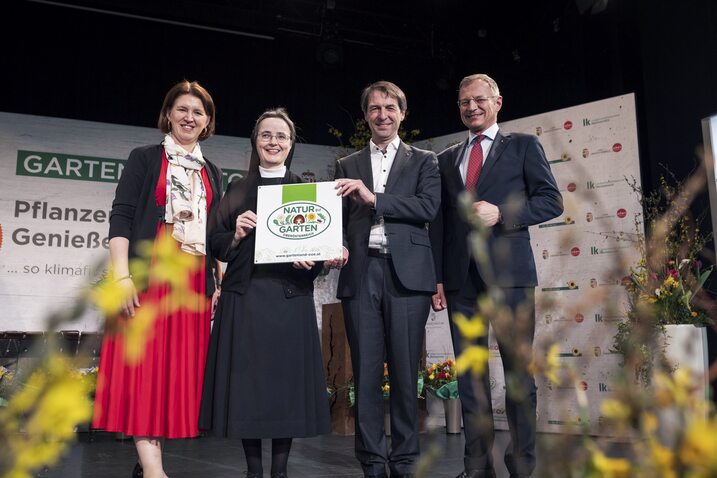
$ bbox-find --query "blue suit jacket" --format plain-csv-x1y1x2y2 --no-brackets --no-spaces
430,130,563,289
334,141,441,298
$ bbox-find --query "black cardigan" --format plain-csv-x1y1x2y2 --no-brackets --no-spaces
109,144,223,296
208,170,321,295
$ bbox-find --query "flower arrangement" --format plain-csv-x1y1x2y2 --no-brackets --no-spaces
382,362,424,400
622,257,712,327
613,172,714,384
346,362,425,407
422,358,458,400
0,365,14,408
381,362,391,399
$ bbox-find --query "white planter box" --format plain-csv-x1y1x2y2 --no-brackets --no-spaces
663,324,709,403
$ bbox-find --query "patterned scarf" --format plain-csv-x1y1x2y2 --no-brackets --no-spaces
162,133,207,256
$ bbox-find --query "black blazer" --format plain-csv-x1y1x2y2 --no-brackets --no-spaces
334,141,441,298
430,131,563,289
109,144,223,296
208,171,321,296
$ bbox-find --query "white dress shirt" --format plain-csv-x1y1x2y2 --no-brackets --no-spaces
368,136,401,249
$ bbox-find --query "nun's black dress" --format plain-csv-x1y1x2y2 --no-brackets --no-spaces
198,169,330,439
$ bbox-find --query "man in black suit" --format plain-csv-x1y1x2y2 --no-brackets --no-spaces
328,80,440,478
430,74,563,478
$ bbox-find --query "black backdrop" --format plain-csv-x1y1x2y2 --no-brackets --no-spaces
5,0,717,183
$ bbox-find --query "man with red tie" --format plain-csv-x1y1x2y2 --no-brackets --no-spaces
429,74,563,478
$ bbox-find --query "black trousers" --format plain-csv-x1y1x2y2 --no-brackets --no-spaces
447,263,537,477
342,255,430,476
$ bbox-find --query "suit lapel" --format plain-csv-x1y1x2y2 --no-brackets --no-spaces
476,131,509,189
449,139,470,193
384,141,412,192
356,146,374,193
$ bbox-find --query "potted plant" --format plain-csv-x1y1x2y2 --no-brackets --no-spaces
422,358,461,433
613,173,713,388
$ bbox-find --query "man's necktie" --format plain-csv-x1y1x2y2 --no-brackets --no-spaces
465,134,484,190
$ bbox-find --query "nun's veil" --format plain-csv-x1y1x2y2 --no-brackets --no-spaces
208,113,296,235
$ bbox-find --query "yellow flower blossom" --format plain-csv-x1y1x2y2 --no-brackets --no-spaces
649,442,675,478
680,415,717,472
307,213,317,221
663,275,677,288
455,346,489,377
653,369,692,408
0,365,14,382
124,304,158,364
2,354,93,477
138,234,200,291
600,399,631,422
591,449,631,477
452,312,487,340
638,292,653,303
89,275,133,317
544,344,561,385
529,343,561,385
642,412,658,434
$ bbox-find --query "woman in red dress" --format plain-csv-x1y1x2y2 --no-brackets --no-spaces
92,80,223,478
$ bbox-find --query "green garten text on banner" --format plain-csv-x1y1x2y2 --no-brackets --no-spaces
18,150,245,191
17,150,125,183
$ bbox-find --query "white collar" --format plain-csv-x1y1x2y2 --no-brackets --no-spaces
370,136,401,153
259,165,286,178
469,123,499,143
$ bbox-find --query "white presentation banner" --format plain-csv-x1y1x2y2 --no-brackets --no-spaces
254,181,343,263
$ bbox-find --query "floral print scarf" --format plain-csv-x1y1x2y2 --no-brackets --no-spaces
162,133,207,256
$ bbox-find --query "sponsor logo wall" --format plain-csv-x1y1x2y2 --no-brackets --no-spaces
415,94,643,435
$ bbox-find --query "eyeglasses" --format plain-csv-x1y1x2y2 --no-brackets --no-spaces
457,96,497,108
258,131,291,144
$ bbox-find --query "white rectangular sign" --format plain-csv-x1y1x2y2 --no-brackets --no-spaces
254,181,343,263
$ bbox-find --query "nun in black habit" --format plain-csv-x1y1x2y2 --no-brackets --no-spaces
199,108,330,478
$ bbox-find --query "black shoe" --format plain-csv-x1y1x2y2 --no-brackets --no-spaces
271,473,288,478
132,462,143,478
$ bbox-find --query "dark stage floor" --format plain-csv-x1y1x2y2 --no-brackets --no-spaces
37,429,523,478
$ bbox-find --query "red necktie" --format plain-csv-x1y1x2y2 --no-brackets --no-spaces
465,134,484,190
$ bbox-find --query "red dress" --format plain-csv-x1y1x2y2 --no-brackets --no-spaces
92,156,214,438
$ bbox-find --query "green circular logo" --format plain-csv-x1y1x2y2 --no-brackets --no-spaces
267,201,331,240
